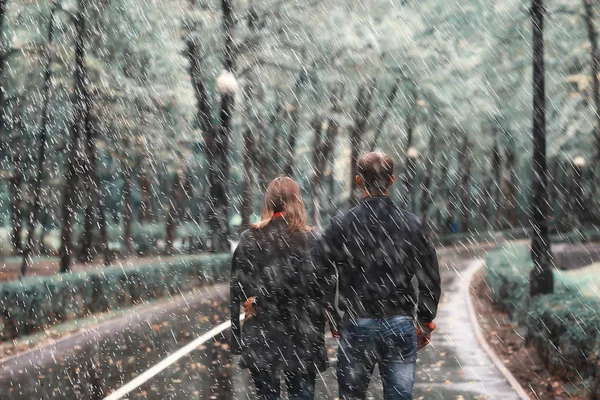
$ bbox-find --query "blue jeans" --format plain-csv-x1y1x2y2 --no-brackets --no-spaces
337,315,417,400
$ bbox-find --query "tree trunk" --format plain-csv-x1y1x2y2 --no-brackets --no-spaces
311,116,324,228
0,0,10,135
573,163,585,229
79,101,96,264
91,142,110,266
270,96,283,175
284,70,306,177
369,78,401,151
548,158,558,222
255,121,268,191
583,0,600,204
584,0,600,159
122,164,133,255
480,175,491,231
491,119,502,229
505,145,519,227
349,83,377,207
9,153,23,254
458,137,472,233
437,158,450,232
185,38,212,135
21,8,56,275
240,75,256,231
78,86,98,264
529,0,553,296
420,122,437,225
166,171,183,255
401,84,418,210
60,1,88,273
139,166,152,223
311,115,339,229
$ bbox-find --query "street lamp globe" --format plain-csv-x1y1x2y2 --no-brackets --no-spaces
573,156,586,168
407,146,419,160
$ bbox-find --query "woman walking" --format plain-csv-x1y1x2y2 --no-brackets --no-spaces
230,176,331,400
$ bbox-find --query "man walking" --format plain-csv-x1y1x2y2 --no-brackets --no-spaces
314,152,441,400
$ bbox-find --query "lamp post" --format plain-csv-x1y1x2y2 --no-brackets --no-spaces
405,146,419,213
573,156,586,230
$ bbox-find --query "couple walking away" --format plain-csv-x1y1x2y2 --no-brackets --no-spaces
230,151,442,400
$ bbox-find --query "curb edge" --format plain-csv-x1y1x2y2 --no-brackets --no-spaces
463,259,531,400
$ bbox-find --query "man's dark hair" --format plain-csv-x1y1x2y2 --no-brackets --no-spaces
357,152,395,194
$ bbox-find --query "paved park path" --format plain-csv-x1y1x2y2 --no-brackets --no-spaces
0,251,527,399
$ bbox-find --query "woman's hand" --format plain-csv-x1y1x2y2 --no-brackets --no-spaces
243,297,257,320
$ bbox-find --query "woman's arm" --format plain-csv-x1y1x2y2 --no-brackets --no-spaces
230,246,243,355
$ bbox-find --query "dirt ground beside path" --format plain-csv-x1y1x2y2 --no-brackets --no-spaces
470,270,588,400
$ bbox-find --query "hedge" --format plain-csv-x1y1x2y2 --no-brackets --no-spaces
433,228,531,246
485,245,600,396
0,253,231,341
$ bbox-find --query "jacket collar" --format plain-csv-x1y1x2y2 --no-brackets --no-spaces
360,195,393,204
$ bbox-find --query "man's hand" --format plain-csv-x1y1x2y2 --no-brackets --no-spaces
416,321,436,351
243,297,257,321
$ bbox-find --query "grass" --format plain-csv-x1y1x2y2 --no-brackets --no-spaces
557,262,600,299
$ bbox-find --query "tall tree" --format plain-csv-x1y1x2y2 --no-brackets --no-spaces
21,5,57,275
529,0,553,296
60,0,89,273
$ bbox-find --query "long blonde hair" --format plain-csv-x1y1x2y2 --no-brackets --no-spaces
251,176,311,233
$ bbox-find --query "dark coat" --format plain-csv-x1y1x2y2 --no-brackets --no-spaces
230,218,328,373
313,196,441,322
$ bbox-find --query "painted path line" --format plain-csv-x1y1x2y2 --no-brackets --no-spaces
104,314,243,400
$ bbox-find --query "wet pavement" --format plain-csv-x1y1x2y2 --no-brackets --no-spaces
0,252,523,399
0,285,230,399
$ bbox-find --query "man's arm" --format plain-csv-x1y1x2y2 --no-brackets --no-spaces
414,223,441,323
312,218,343,333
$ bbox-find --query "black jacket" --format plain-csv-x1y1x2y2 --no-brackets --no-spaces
313,196,441,323
230,219,328,372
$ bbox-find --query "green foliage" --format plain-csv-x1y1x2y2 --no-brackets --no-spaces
485,245,600,394
0,253,231,341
